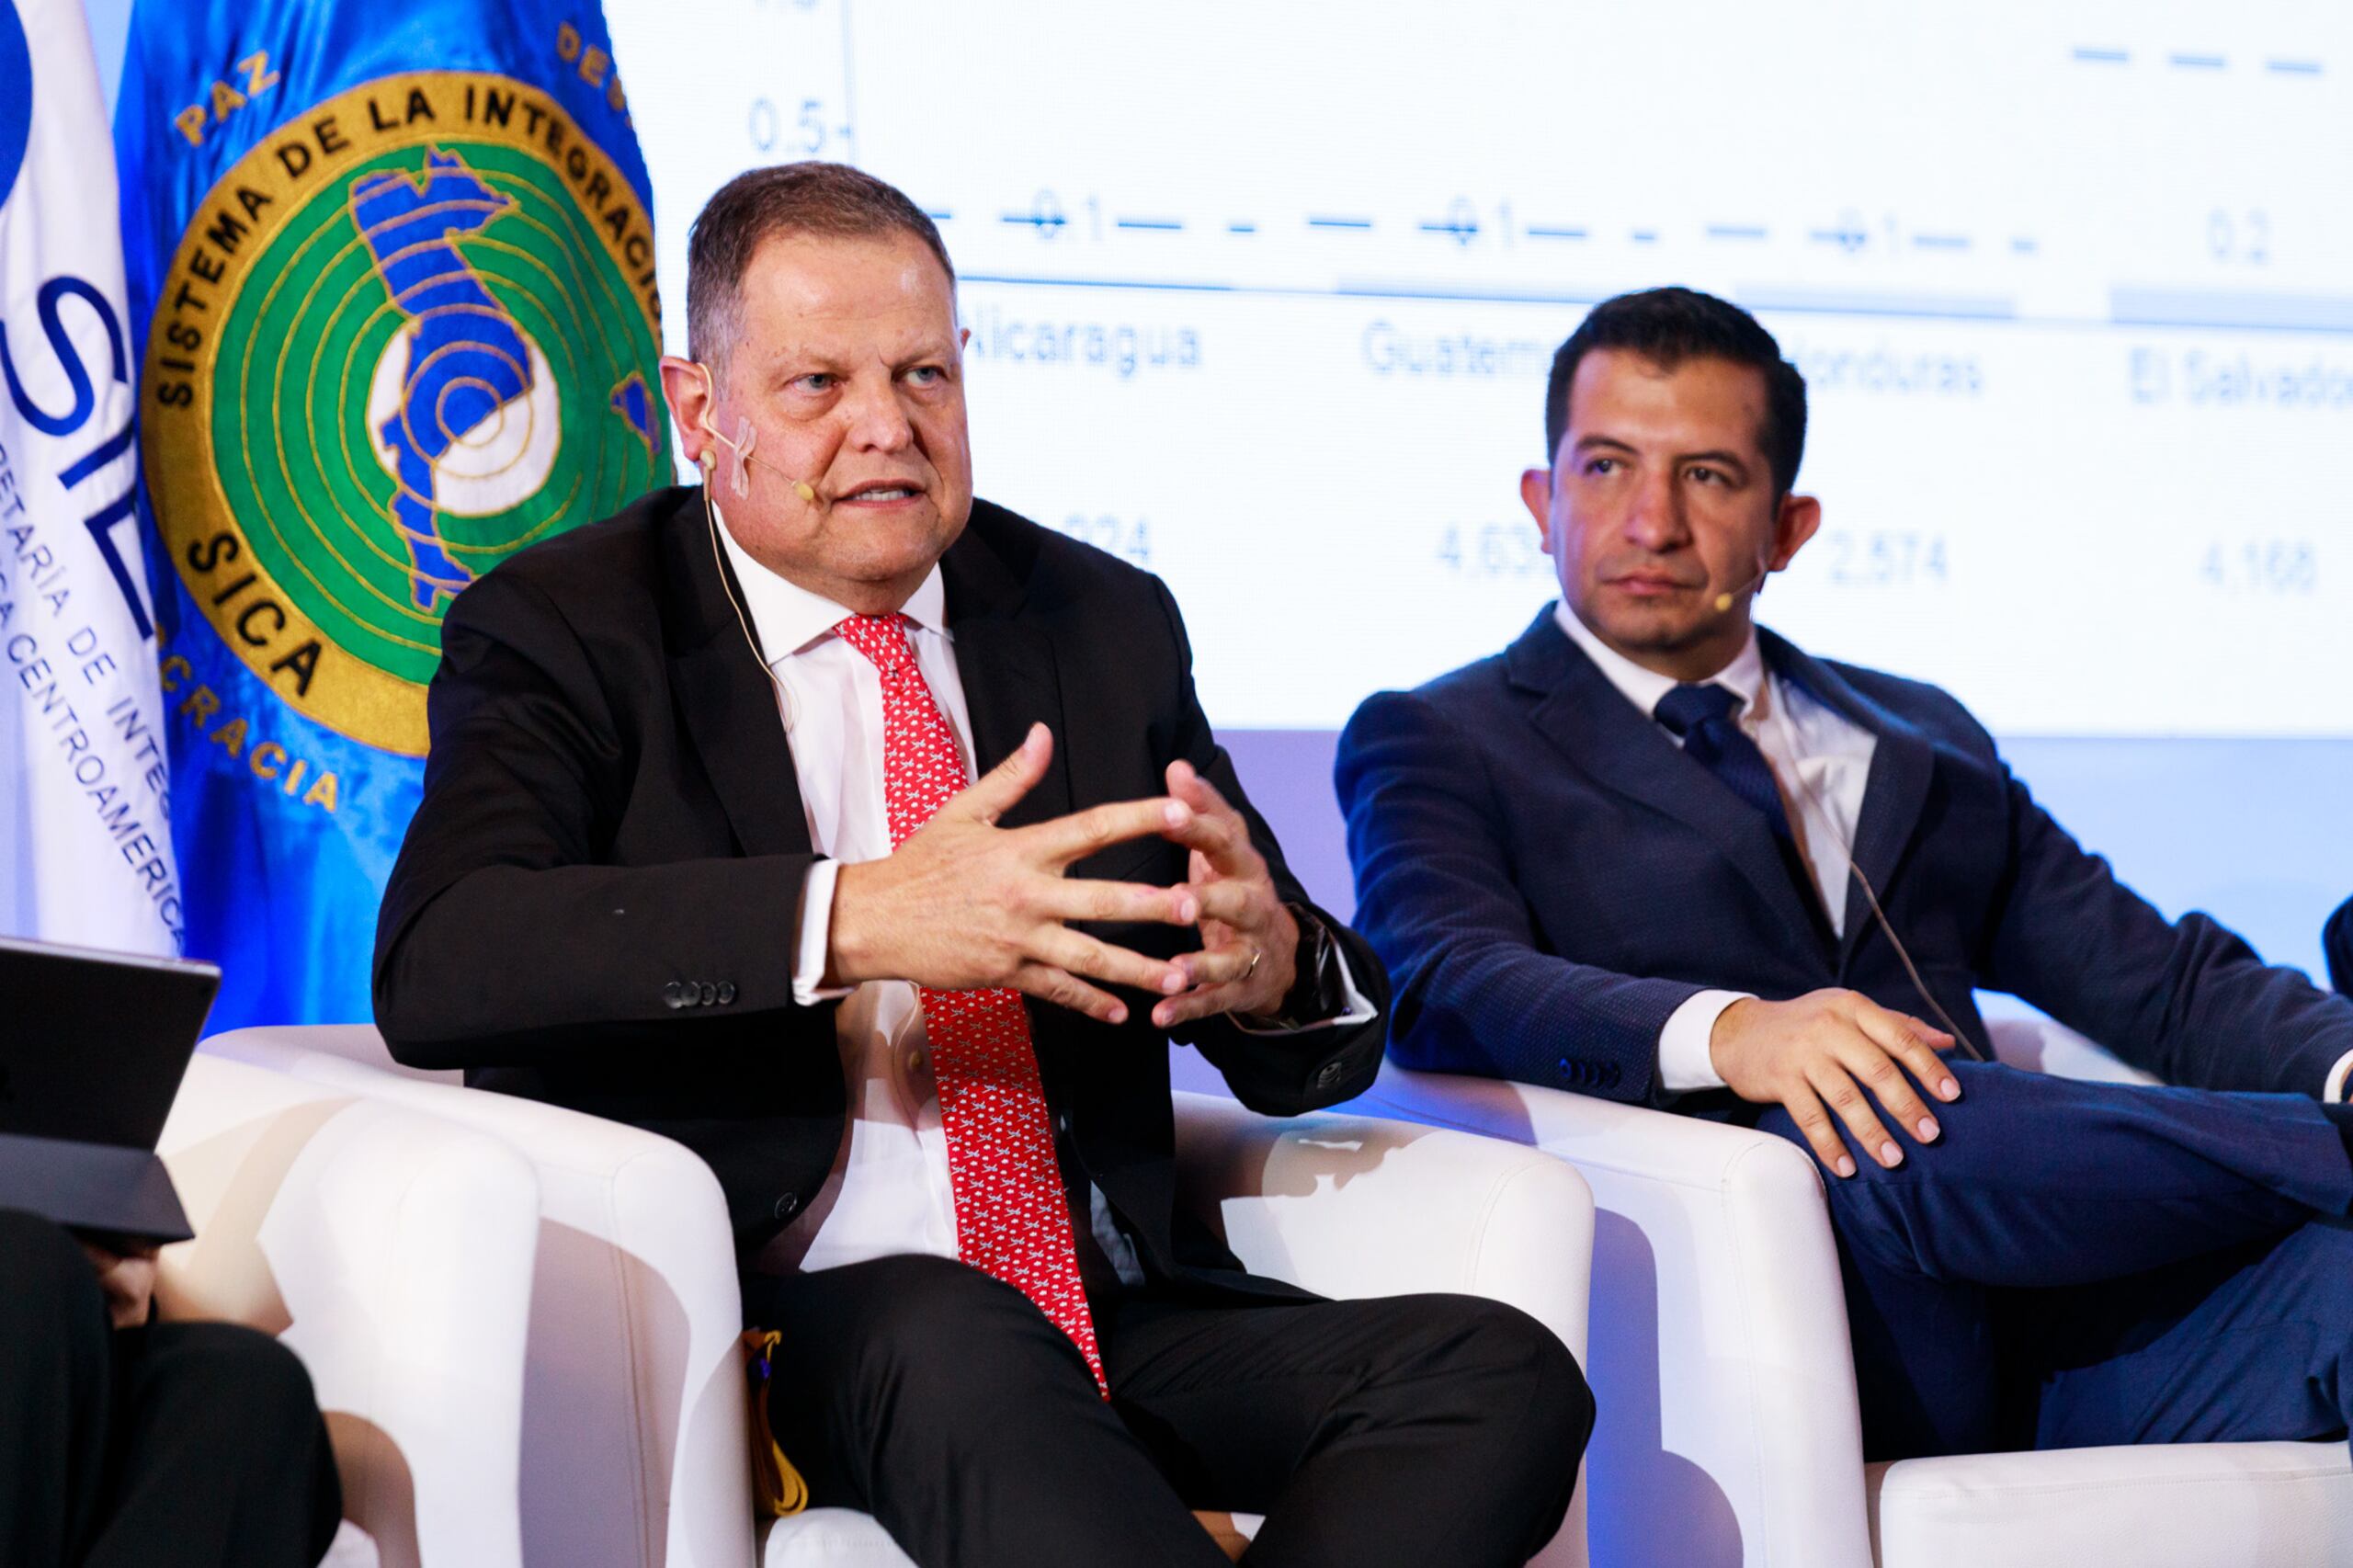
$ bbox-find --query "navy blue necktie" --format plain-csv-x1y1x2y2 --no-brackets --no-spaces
1654,683,1797,849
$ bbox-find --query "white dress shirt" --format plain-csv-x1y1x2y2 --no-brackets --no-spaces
716,513,1365,1278
715,517,969,1274
1552,602,1880,1092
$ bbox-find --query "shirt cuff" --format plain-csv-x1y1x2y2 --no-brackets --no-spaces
2326,1047,2353,1104
1658,989,1751,1092
790,858,856,1006
1230,937,1379,1036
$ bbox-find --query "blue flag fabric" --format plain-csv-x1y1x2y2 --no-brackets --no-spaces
116,1,672,1028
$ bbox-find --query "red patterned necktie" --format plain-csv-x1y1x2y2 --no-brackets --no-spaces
833,612,1108,1395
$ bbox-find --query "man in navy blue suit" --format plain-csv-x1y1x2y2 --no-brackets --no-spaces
2329,897,2352,1000
1337,286,2353,1460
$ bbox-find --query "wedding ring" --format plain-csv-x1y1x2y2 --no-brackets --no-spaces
1244,946,1263,979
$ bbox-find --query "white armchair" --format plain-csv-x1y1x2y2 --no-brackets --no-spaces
157,1052,541,1568
1352,1014,2353,1568
202,1025,752,1568
204,1025,1601,1568
1170,1090,1597,1568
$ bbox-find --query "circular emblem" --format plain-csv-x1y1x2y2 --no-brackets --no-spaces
0,2,32,214
142,73,670,756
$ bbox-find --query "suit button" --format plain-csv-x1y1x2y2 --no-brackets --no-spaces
1313,1061,1344,1089
717,982,737,1006
663,982,685,1009
699,982,718,1006
773,1193,800,1221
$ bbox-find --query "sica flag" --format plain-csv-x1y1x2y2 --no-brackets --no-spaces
0,0,184,956
117,2,672,1028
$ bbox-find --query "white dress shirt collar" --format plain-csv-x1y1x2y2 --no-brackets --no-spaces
713,501,949,665
1552,599,1767,721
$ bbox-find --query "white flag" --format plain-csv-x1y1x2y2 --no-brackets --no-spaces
0,0,182,955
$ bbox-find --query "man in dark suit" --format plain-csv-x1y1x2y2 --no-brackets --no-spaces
1337,286,2353,1461
374,163,1586,1568
0,1210,342,1567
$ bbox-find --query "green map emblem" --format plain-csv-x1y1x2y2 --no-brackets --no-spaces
143,73,670,756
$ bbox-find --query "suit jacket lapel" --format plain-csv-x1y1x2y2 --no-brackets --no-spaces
941,517,1071,830
1759,631,1934,962
1509,610,1827,949
660,491,812,858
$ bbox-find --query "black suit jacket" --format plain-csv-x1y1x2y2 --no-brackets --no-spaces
374,487,1388,1288
1336,608,2353,1111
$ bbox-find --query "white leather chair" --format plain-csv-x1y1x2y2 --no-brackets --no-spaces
203,1026,750,1568
1352,1014,2353,1568
204,1024,1601,1568
157,1052,541,1568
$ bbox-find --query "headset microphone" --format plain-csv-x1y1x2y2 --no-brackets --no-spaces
684,360,812,721
1714,557,1772,613
692,362,818,503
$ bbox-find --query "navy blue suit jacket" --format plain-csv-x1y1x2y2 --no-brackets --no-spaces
1336,608,2353,1109
2328,897,2353,998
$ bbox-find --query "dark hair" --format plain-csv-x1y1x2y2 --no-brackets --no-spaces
1542,287,1808,495
685,162,954,367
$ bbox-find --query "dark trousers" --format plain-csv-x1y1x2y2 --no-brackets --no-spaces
0,1210,343,1568
742,1255,1591,1568
1756,1062,2353,1460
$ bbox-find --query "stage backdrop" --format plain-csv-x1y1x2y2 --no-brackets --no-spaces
74,0,2353,1001
605,0,2353,984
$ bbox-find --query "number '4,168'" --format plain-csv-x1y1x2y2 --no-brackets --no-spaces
2200,540,2316,594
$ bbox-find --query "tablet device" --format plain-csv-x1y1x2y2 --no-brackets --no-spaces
0,936,222,1244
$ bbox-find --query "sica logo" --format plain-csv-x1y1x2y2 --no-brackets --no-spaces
142,72,670,757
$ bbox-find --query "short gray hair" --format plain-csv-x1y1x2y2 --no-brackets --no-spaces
684,162,955,369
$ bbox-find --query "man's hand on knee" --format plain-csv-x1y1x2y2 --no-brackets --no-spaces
1710,990,1961,1177
825,723,1205,1023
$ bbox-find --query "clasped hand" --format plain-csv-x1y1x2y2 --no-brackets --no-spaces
829,725,1299,1028
1709,988,1963,1177
78,1237,160,1329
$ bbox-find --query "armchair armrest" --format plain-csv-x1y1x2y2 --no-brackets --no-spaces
1350,1065,1871,1568
1171,1090,1593,1357
159,1053,541,1568
201,1027,753,1568
1172,1089,1595,1568
1983,1012,2163,1087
